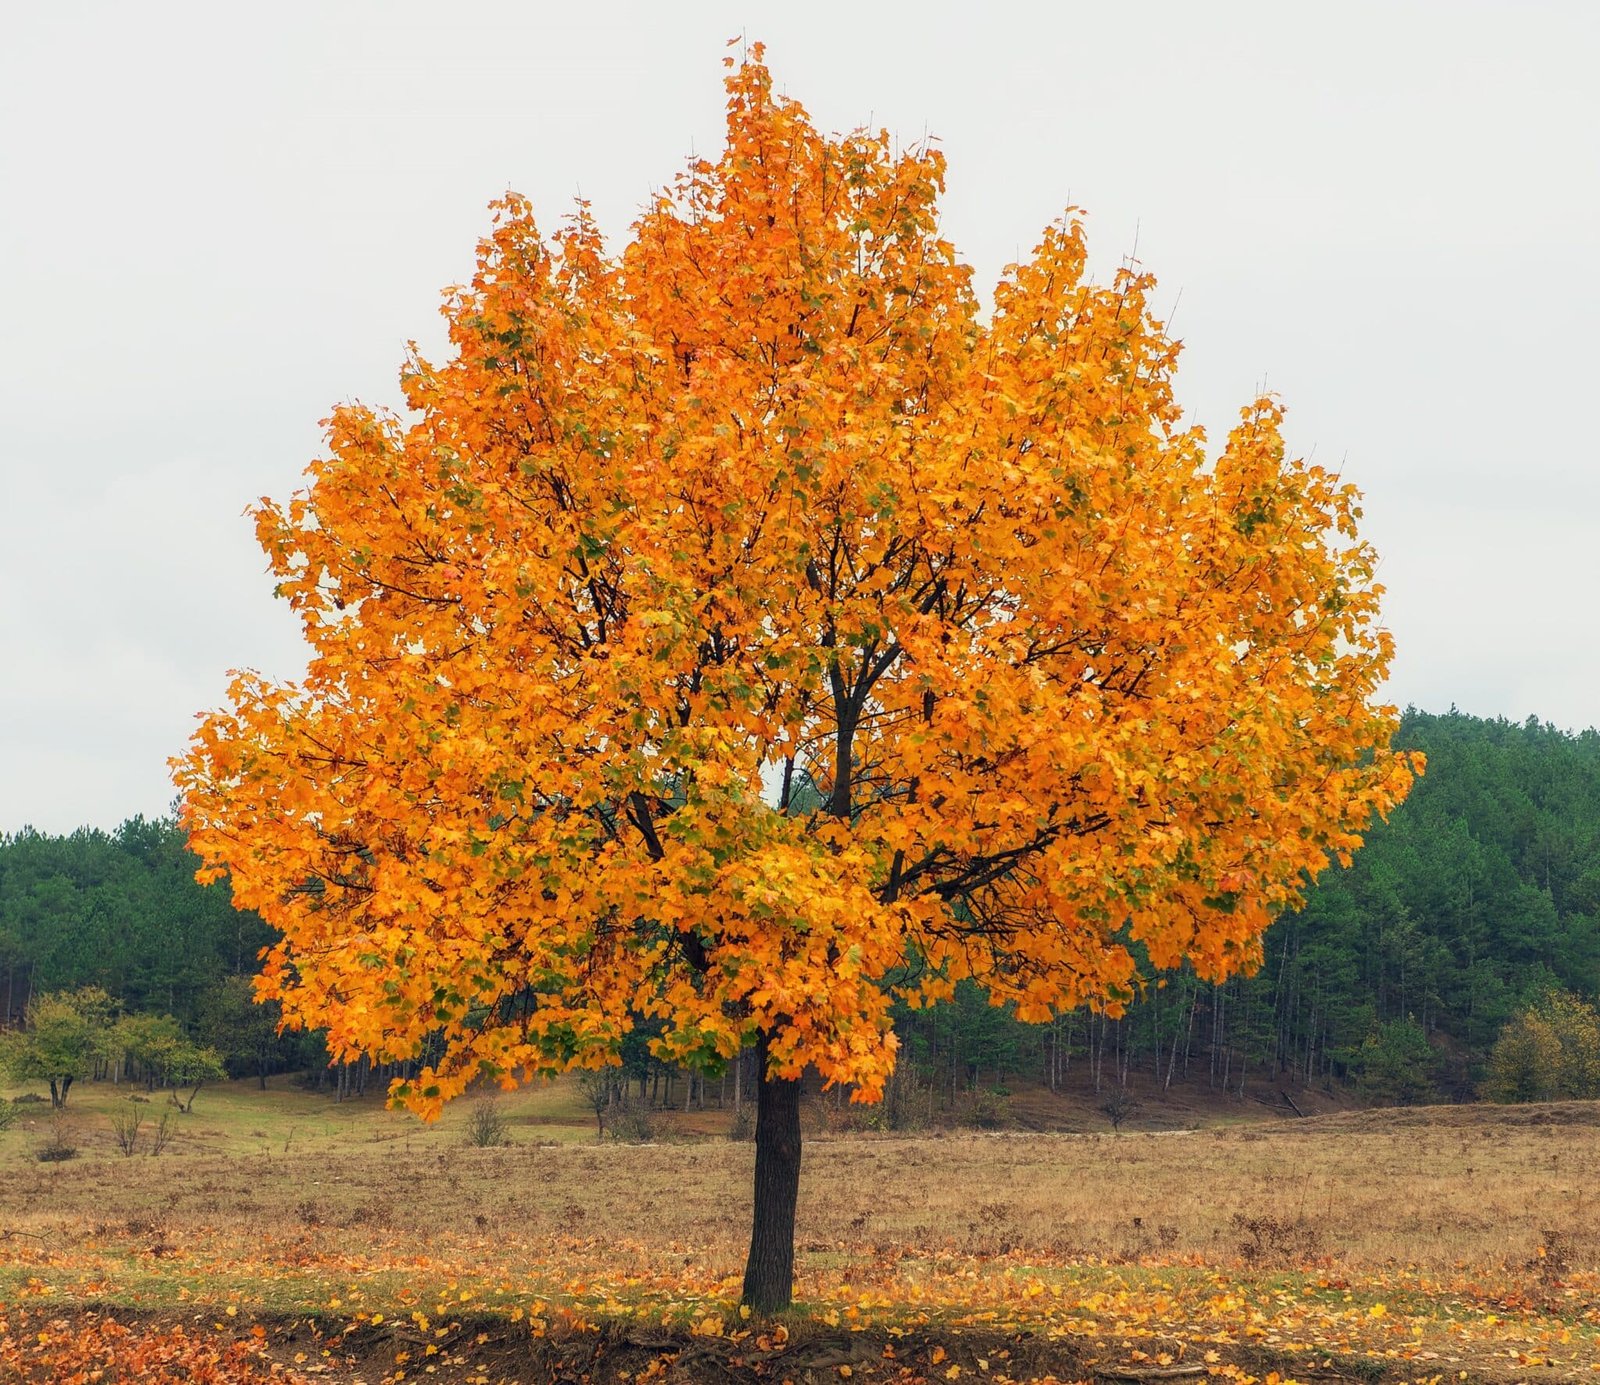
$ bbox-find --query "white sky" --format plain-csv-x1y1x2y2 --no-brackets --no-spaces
3,1,1597,835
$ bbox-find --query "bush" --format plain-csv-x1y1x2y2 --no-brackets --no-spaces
1099,1085,1140,1131
727,1104,754,1142
38,1114,77,1162
876,1064,934,1131
606,1098,655,1144
110,1104,144,1156
464,1097,511,1148
1232,1212,1326,1266
149,1109,175,1157
963,1087,1012,1129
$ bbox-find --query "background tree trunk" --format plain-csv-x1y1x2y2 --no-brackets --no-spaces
740,1030,802,1313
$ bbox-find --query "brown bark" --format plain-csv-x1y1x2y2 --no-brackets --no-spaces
740,1031,802,1313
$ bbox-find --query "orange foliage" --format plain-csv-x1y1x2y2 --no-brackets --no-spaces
0,1311,294,1384
174,47,1416,1118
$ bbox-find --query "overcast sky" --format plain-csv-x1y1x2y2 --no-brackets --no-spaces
3,2,1597,836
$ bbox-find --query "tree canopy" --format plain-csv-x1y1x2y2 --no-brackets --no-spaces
175,48,1415,1307
0,986,112,1107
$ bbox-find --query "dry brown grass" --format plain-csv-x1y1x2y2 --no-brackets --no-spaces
2,1088,1595,1280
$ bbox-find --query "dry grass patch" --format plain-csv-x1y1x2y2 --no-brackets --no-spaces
2,1097,1598,1277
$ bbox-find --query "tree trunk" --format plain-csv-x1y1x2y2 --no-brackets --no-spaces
740,1031,802,1313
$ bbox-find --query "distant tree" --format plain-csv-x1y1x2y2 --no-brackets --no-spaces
1354,1017,1435,1105
575,1070,615,1141
110,1011,184,1090
0,987,114,1107
948,980,1024,1092
1543,990,1600,1096
1482,1008,1563,1102
168,1042,228,1112
1483,989,1600,1103
196,975,283,1089
104,1009,228,1108
617,1018,664,1104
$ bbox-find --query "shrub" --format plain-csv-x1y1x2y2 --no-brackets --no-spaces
964,1087,1012,1130
148,1109,175,1157
38,1114,77,1162
1099,1085,1140,1132
465,1097,511,1148
110,1104,144,1156
606,1098,655,1144
879,1064,934,1131
1232,1211,1326,1266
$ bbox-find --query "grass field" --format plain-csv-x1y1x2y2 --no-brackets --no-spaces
2,1074,1598,1382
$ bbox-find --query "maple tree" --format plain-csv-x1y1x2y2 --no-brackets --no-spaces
175,47,1416,1310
